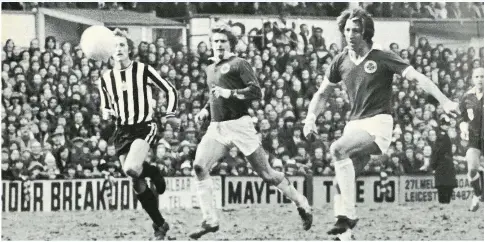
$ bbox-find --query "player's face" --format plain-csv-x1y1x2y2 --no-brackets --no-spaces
211,33,231,59
113,36,130,62
344,19,365,51
472,68,484,91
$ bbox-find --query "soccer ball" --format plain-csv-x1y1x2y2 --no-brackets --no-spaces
80,25,116,62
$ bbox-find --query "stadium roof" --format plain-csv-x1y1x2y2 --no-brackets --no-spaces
39,8,184,27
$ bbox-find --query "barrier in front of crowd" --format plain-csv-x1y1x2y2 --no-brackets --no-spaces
312,175,400,206
1,174,473,212
221,176,307,208
311,174,473,207
1,177,222,212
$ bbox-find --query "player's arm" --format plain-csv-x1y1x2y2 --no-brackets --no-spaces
212,60,262,100
98,77,114,120
404,68,452,107
458,94,473,122
306,76,335,122
146,65,178,117
383,51,458,115
234,60,262,100
304,56,340,139
405,68,459,115
306,54,341,124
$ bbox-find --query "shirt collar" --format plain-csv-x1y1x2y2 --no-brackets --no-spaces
209,52,236,64
346,44,381,65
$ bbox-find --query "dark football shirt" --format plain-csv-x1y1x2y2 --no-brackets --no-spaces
326,47,410,120
206,56,262,122
460,88,484,135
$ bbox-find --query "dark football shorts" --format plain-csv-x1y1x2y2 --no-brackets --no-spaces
469,131,484,153
110,121,159,157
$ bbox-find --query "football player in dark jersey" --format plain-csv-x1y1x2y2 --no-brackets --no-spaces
459,67,484,211
189,24,312,239
304,8,460,240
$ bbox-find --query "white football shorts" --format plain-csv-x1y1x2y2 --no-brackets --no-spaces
204,115,261,156
343,114,394,153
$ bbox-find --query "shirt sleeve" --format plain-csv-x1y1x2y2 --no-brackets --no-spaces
235,59,262,100
459,93,473,122
325,54,342,83
98,77,114,119
146,65,178,116
382,50,412,77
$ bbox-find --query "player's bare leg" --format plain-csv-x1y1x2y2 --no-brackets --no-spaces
246,146,313,230
466,148,482,211
327,130,379,240
189,136,228,239
121,139,169,240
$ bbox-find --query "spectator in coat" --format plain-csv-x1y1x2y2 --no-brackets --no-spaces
308,27,326,51
430,115,457,204
2,153,15,180
0,18,480,180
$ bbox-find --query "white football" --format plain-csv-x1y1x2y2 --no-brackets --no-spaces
80,25,116,62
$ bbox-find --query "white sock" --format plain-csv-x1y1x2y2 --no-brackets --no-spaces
276,178,310,209
196,178,218,225
334,158,356,220
334,194,343,218
334,179,343,219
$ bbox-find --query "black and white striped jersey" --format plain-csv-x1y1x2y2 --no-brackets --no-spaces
98,61,177,125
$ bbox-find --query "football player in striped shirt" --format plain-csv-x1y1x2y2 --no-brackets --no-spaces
97,29,178,240
459,67,484,211
304,8,459,240
188,24,313,239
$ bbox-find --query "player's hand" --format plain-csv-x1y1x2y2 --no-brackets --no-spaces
166,116,180,131
211,85,231,99
303,114,318,142
442,100,460,117
195,108,209,124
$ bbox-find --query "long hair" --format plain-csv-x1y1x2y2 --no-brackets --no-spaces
337,8,375,46
210,23,238,53
113,28,135,59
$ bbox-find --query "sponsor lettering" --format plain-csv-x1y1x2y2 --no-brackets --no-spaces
312,176,398,206
399,174,473,203
225,177,305,206
2,177,221,212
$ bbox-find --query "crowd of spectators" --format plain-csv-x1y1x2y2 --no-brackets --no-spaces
1,13,484,181
3,2,484,19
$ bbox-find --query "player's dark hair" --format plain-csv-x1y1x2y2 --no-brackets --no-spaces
337,7,374,46
210,24,238,53
113,29,134,59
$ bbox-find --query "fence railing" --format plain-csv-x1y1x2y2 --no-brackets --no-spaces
2,174,472,212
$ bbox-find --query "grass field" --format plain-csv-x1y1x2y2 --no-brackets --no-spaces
2,202,483,240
